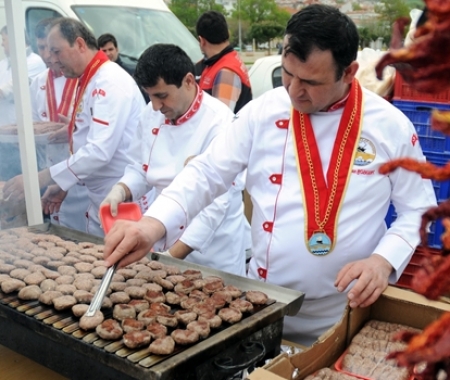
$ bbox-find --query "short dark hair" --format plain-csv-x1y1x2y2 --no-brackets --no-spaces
196,11,229,44
49,18,98,50
35,18,55,39
134,44,195,88
98,33,118,49
284,4,359,81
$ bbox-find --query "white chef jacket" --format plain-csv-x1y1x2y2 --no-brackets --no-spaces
121,90,249,276
29,68,89,233
49,60,145,237
145,86,437,345
0,47,46,127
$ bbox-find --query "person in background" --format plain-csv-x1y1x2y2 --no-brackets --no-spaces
97,33,133,76
195,11,252,113
0,25,46,182
28,17,89,232
102,4,437,345
101,43,249,276
3,18,145,237
98,33,149,104
0,25,46,127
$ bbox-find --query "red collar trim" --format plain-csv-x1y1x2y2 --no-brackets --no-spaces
165,85,203,125
326,91,350,112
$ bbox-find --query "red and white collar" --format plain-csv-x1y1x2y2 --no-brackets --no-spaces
165,85,203,125
326,91,350,112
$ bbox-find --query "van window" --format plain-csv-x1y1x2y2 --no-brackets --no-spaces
72,6,202,63
26,8,63,51
272,67,282,89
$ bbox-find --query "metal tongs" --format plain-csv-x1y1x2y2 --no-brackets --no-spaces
84,203,142,317
85,263,118,317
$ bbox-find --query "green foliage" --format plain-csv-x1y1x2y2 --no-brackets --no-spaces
169,0,227,35
248,21,284,44
374,0,410,27
352,3,363,11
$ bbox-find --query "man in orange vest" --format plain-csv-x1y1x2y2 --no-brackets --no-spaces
195,11,252,114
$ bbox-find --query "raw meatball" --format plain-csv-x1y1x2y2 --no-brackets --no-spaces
124,286,146,299
9,268,31,281
245,290,268,305
55,275,74,285
40,279,57,292
146,322,168,340
149,336,175,355
171,329,199,345
39,290,63,305
72,304,89,317
175,310,197,325
123,330,151,349
18,285,42,300
218,308,242,324
128,299,149,313
73,289,93,304
79,310,105,330
55,284,77,295
96,319,123,340
121,318,145,333
110,291,131,304
229,299,254,313
53,295,77,310
113,304,136,321
58,265,77,276
1,278,26,293
74,262,94,273
187,320,210,339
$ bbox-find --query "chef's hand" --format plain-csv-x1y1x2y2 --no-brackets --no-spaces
3,169,53,203
41,184,68,214
103,216,166,268
3,175,25,202
100,184,127,217
48,125,69,143
334,254,393,309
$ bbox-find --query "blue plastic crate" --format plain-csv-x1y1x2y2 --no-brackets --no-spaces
393,100,450,154
385,152,450,249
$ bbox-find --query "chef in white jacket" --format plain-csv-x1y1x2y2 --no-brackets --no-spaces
0,25,46,127
103,5,437,345
3,18,145,237
101,44,249,276
28,17,89,232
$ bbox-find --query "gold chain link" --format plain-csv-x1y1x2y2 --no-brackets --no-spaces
300,89,358,230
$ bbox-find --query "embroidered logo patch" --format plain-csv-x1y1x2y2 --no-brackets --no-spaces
354,138,376,166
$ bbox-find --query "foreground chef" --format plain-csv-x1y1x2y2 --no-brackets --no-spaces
103,5,436,345
3,17,145,236
28,17,89,232
101,43,249,276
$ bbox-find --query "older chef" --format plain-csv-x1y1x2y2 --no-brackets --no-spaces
102,5,437,345
101,44,249,276
28,17,89,233
3,18,145,236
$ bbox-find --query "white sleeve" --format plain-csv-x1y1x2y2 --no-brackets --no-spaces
373,119,437,282
29,75,41,122
145,105,255,248
50,76,139,190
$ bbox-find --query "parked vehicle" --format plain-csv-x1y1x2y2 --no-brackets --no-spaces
248,55,282,99
0,0,202,64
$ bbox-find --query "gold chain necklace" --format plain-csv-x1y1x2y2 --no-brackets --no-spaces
299,89,359,230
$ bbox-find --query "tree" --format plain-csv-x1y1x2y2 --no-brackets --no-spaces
248,21,284,50
374,0,410,28
169,0,226,35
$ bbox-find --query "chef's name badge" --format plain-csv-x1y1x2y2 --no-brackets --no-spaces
308,231,332,255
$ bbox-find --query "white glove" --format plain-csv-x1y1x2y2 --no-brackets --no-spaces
158,250,173,257
101,184,126,217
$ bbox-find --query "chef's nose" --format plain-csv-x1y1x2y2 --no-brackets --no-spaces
151,98,162,112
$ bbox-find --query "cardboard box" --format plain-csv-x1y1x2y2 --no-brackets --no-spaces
256,286,450,380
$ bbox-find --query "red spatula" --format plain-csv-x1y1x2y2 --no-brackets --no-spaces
84,203,142,317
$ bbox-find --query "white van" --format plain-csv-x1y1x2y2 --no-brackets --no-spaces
0,0,202,63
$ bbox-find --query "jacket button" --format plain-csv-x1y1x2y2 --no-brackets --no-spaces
180,226,184,230
142,164,148,172
152,128,159,135
258,267,267,279
275,119,289,129
269,174,282,184
263,222,273,232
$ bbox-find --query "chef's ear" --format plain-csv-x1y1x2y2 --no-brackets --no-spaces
342,61,359,84
184,72,196,88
